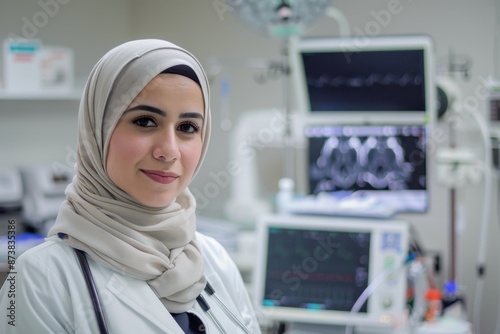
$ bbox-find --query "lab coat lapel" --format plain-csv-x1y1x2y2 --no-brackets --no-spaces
104,272,185,334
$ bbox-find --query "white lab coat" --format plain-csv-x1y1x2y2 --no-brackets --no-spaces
0,232,262,334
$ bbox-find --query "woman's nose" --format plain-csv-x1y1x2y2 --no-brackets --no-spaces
153,129,180,162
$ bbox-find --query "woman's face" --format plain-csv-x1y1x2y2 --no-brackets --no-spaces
106,73,204,207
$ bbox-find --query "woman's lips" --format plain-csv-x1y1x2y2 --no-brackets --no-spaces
141,170,178,184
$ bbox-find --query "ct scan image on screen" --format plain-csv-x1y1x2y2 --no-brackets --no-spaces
306,124,427,213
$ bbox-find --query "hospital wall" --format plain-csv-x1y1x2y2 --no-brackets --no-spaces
0,0,499,332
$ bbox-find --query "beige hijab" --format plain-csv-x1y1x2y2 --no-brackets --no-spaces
48,39,211,313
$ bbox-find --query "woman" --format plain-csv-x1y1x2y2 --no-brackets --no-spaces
0,39,261,334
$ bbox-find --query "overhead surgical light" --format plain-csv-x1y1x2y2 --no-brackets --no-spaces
231,0,332,38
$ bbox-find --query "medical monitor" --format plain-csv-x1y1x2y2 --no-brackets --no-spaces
290,35,435,124
306,123,427,213
253,214,410,330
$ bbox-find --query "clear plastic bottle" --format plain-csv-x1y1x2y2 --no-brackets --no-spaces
276,177,294,214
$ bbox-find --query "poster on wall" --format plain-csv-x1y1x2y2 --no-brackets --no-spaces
2,39,74,94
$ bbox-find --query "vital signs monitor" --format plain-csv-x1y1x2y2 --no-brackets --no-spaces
253,214,410,333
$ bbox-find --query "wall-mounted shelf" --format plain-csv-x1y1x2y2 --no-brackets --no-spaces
0,88,83,101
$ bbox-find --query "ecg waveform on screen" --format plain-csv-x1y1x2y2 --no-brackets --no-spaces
273,283,359,306
266,230,370,287
267,271,357,283
307,73,424,88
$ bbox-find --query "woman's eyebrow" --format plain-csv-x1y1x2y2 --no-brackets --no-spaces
124,104,166,116
124,105,204,122
180,112,204,122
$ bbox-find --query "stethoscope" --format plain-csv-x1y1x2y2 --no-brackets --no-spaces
73,245,253,334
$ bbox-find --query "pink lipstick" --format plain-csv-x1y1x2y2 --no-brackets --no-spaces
141,170,178,184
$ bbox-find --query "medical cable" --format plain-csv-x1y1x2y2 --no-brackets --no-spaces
495,177,500,334
493,0,500,320
461,105,493,334
196,294,228,334
344,254,418,334
204,282,253,334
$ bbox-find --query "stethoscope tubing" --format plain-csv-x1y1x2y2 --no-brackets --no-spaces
74,248,109,334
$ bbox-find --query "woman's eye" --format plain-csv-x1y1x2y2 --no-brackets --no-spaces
133,117,156,127
178,122,200,134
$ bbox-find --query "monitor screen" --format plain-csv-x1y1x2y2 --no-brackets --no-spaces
302,49,425,112
289,35,435,124
306,124,427,213
253,214,410,328
264,226,371,313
